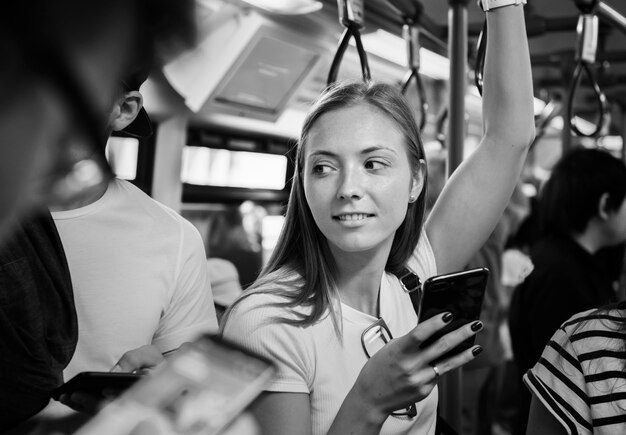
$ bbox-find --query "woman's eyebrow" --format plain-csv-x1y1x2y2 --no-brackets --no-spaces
308,146,397,157
361,146,398,156
307,150,338,159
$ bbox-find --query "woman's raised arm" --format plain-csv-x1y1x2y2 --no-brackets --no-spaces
426,4,535,274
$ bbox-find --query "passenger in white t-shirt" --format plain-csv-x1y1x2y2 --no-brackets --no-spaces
38,69,218,421
221,5,535,435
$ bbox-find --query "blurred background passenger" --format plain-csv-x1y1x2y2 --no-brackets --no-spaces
207,257,244,323
0,0,196,430
0,0,195,242
508,147,626,435
207,205,263,289
0,212,75,431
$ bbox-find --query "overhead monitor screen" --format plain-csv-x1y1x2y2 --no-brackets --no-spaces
181,146,287,190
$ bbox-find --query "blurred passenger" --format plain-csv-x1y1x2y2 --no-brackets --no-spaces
525,302,626,434
221,5,534,434
207,206,263,289
33,69,217,424
0,0,195,242
0,0,196,430
0,212,75,431
207,257,244,323
509,147,626,435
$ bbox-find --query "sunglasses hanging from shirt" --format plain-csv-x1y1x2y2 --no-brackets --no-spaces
327,0,371,86
568,0,609,138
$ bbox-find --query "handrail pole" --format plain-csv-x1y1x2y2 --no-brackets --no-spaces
447,0,469,176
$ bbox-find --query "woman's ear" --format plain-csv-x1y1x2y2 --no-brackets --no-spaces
110,91,143,132
409,159,427,202
598,192,611,220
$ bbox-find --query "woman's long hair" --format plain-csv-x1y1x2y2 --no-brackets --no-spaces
221,81,428,334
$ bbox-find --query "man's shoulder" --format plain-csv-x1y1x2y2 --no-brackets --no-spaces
113,179,193,230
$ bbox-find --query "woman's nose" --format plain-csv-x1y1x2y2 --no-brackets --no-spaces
336,169,363,200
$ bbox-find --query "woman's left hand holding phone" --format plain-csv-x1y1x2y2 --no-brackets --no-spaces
329,313,482,434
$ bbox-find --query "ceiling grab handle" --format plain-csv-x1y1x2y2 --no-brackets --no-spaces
385,1,428,132
474,21,487,96
400,19,429,132
568,8,609,138
327,0,371,86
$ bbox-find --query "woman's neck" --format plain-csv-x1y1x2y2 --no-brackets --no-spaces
331,247,390,317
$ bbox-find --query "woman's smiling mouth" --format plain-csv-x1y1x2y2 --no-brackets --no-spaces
333,213,375,221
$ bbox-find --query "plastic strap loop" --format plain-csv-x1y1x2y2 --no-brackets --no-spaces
400,23,428,132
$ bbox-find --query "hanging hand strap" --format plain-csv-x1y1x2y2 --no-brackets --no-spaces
567,13,609,138
327,0,371,86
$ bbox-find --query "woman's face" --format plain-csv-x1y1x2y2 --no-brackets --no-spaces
302,104,423,258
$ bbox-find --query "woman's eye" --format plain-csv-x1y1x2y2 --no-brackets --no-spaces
365,160,386,170
312,164,332,175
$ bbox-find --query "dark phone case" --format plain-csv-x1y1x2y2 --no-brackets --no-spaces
51,372,143,401
418,268,489,362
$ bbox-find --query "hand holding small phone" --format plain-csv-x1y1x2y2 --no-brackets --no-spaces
74,335,276,435
418,267,489,362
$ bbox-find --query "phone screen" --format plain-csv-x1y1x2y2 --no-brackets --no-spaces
76,334,276,435
418,267,489,362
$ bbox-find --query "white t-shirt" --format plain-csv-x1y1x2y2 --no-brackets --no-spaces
43,179,217,416
222,232,438,435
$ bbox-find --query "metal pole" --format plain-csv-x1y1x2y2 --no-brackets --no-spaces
447,0,469,176
441,4,469,432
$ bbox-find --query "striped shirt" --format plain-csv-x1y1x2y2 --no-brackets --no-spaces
524,307,626,434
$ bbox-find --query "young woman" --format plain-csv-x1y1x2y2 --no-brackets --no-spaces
222,4,534,435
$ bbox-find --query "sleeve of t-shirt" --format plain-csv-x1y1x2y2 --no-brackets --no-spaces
523,323,592,435
152,219,218,353
222,294,313,394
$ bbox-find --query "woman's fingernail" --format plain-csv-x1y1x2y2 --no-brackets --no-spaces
472,346,483,356
471,321,483,332
110,364,122,373
442,312,453,323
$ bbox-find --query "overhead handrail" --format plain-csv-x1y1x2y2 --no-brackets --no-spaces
327,0,371,86
567,2,609,138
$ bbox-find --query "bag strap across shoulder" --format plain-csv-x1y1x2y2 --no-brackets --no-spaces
395,267,423,320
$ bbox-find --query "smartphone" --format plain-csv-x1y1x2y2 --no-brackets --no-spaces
51,372,144,401
75,334,276,435
418,267,489,362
